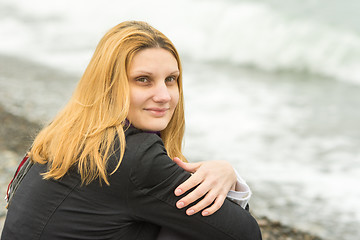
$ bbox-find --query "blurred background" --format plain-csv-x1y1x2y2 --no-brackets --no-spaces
0,0,359,239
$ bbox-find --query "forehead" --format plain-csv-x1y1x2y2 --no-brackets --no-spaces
129,48,179,74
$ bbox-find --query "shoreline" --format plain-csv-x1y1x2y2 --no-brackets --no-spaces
0,54,324,239
0,104,323,239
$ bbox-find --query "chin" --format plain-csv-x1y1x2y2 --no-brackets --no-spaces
146,124,167,132
139,119,170,132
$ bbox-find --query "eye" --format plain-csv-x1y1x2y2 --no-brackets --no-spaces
135,77,150,84
165,76,177,84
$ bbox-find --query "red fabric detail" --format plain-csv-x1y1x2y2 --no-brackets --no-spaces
6,155,29,201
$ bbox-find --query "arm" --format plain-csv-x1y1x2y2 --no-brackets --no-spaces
128,134,261,240
173,158,251,215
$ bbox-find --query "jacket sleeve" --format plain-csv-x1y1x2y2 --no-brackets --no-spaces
127,133,262,240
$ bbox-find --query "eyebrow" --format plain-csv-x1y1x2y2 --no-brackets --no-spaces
131,70,180,76
131,70,153,76
171,70,180,75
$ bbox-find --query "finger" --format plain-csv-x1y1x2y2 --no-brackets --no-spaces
173,157,200,173
201,193,227,216
185,190,218,216
174,171,204,196
176,180,210,208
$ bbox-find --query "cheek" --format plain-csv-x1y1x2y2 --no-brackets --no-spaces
171,89,180,107
129,88,143,108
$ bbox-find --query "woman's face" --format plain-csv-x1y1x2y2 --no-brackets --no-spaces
127,48,180,132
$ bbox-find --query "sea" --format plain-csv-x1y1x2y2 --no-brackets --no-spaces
0,0,360,239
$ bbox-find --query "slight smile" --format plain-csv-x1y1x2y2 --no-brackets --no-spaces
144,108,170,117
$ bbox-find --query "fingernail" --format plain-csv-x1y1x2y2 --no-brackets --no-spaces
187,209,195,215
202,211,209,216
177,201,184,208
175,188,182,196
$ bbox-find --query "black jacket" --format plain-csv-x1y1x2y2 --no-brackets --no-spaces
1,127,262,240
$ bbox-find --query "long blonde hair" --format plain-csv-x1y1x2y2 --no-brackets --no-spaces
30,21,186,185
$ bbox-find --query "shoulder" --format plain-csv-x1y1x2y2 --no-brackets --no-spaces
123,128,186,190
125,127,164,155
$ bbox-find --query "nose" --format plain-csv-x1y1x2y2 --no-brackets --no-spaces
153,82,171,103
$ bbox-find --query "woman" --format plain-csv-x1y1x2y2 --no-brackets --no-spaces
1,21,261,239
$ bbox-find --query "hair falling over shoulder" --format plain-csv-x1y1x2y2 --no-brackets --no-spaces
29,21,186,185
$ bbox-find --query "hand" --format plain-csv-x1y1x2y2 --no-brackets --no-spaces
173,157,237,217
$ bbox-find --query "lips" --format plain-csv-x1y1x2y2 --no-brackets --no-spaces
144,107,170,117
